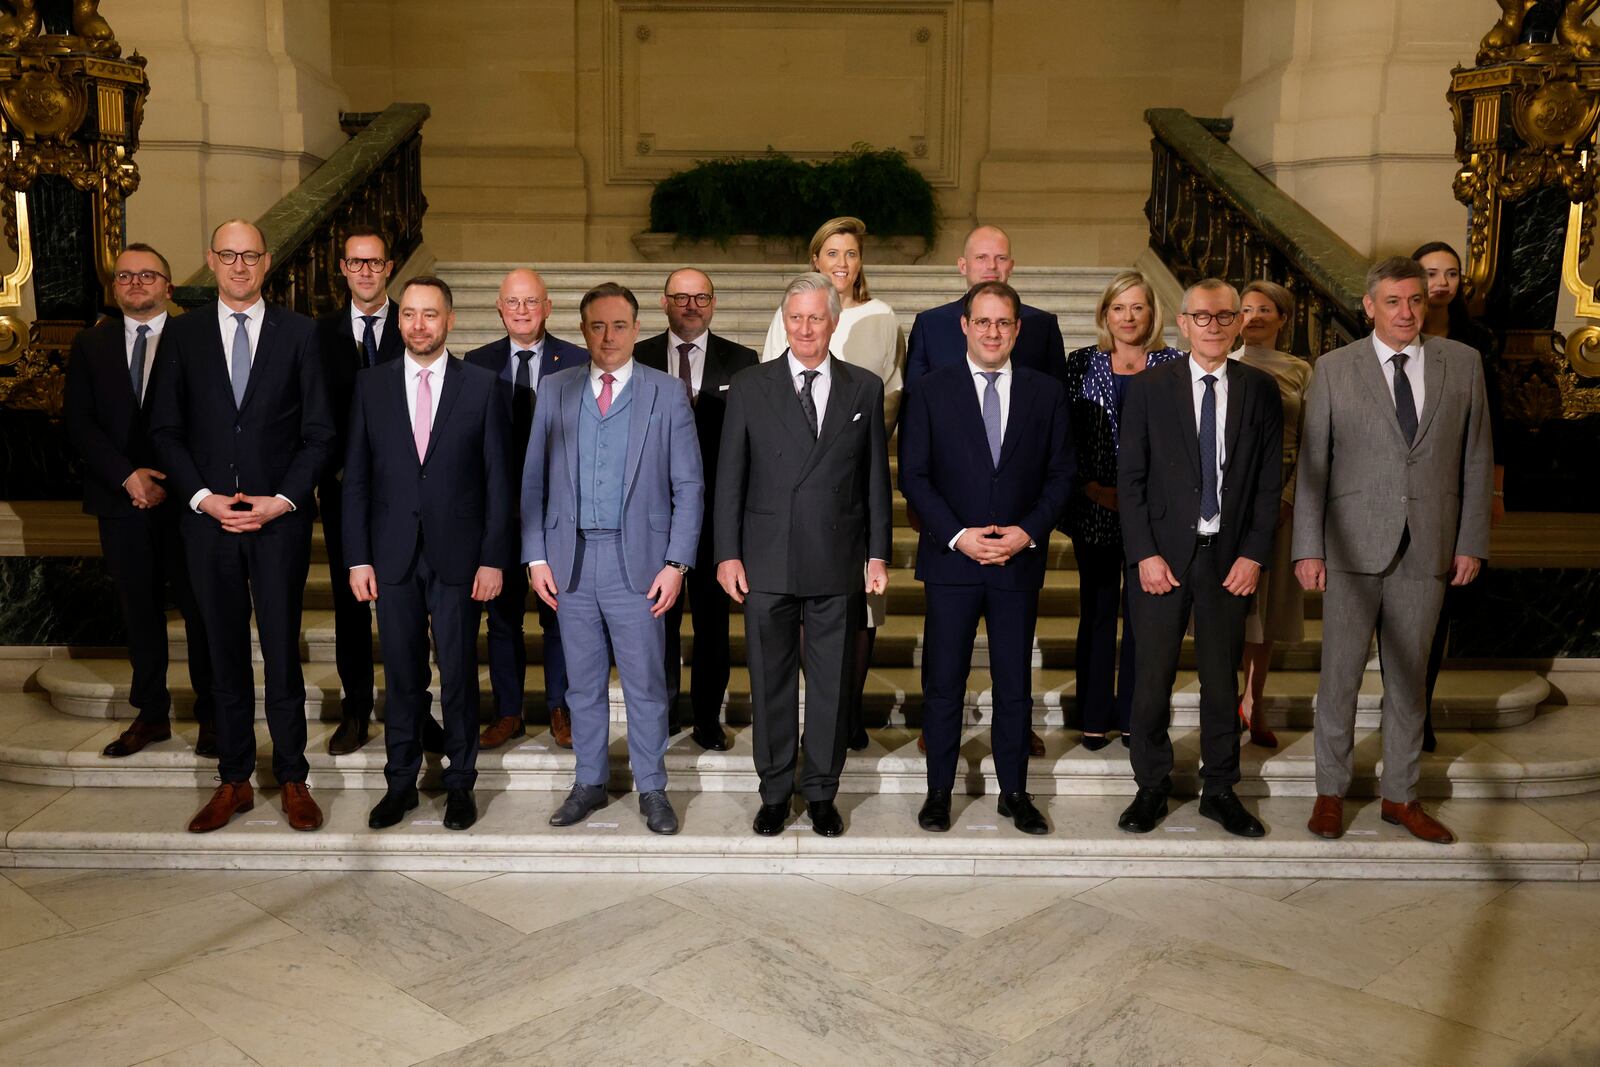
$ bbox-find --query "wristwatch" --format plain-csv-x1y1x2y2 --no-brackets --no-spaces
666,560,690,574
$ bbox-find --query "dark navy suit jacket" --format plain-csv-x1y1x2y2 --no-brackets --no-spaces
897,362,1075,590
904,299,1067,391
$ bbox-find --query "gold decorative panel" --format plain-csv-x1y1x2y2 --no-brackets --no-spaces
603,1,962,185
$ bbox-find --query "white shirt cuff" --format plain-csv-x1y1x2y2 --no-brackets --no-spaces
275,493,296,511
948,528,965,550
189,489,209,513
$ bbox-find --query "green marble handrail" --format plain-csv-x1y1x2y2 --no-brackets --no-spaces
174,102,431,307
1145,107,1369,321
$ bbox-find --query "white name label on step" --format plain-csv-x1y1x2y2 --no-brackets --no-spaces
528,744,548,750
1164,825,1198,832
790,823,811,831
1347,829,1378,835
411,819,442,826
245,819,278,826
586,821,619,829
968,824,998,831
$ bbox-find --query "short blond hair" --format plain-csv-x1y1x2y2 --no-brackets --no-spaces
1094,270,1167,352
807,216,871,304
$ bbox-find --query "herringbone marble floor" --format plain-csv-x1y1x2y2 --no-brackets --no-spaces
2,820,1599,1066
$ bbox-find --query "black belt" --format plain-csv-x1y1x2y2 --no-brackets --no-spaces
578,528,620,538
1195,532,1219,547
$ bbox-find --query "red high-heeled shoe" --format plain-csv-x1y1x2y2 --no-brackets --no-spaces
1239,702,1278,748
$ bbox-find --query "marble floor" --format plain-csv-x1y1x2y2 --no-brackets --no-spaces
0,865,1595,1066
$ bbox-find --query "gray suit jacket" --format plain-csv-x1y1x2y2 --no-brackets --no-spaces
1292,334,1493,577
520,362,704,594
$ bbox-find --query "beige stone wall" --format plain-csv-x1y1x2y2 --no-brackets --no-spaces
1224,0,1480,259
109,0,348,281
328,0,1247,268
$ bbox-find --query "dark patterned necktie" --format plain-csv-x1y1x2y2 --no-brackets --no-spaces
980,371,1001,466
1391,352,1418,445
360,315,379,368
677,341,696,404
1199,373,1219,521
129,324,149,400
798,369,820,437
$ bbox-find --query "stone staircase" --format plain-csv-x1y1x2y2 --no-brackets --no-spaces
0,264,1593,879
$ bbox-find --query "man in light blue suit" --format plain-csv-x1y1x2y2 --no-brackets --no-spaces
522,282,704,835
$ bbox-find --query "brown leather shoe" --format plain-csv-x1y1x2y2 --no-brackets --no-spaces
187,781,254,833
1381,799,1455,844
917,733,926,754
1307,794,1344,839
1028,729,1046,757
102,719,172,758
480,715,526,750
280,781,324,832
549,705,573,749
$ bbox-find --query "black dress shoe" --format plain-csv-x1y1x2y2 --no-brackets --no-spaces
998,791,1049,835
690,725,732,751
443,788,477,831
1118,787,1168,833
808,799,844,837
1198,790,1266,838
549,784,608,827
848,724,870,751
420,715,446,755
328,717,371,756
753,802,789,836
1080,733,1112,752
368,785,419,829
918,790,951,832
1120,734,1131,749
194,722,218,759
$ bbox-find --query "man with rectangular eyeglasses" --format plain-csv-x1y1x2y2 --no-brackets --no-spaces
634,267,757,751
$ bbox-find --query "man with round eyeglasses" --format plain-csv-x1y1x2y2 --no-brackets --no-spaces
65,243,218,763
634,267,757,750
465,269,588,754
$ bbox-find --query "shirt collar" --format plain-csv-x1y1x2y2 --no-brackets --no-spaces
1188,355,1228,384
125,311,168,337
1372,334,1424,363
217,299,265,329
966,355,1011,378
404,350,449,377
785,351,831,381
510,334,544,358
351,300,389,326
668,330,706,355
590,358,633,387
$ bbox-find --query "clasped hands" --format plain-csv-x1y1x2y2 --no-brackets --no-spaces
198,491,291,532
956,525,1031,566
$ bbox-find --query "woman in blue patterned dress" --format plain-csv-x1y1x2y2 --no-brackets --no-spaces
1062,271,1184,750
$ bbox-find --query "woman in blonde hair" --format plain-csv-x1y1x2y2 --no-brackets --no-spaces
1062,271,1183,750
1233,279,1312,748
761,216,906,749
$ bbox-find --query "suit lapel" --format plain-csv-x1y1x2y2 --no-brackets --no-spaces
236,308,276,413
378,299,404,362
796,358,853,483
760,357,818,449
562,371,582,497
1357,336,1409,447
996,369,1034,471
623,371,653,500
1177,359,1201,481
421,357,464,466
954,368,993,467
389,360,419,467
1222,362,1245,471
1412,337,1447,449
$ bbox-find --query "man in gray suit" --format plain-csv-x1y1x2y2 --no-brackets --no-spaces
1294,256,1493,844
522,282,704,835
716,272,893,838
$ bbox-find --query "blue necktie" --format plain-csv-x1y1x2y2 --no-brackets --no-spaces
980,370,1002,466
1199,373,1219,521
129,324,149,401
230,312,251,407
360,315,379,368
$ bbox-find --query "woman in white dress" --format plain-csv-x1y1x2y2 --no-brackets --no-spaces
761,216,906,749
1233,280,1312,749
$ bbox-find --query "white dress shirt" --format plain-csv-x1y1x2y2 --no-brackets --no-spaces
404,351,449,432
949,357,1018,550
590,357,634,398
349,300,389,351
668,331,706,396
191,299,281,513
1190,356,1229,536
124,311,167,403
784,351,831,431
1372,334,1426,422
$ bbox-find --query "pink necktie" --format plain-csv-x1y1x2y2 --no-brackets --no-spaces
414,368,432,461
597,372,615,417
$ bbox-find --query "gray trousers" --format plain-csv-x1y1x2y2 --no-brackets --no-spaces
1314,537,1446,803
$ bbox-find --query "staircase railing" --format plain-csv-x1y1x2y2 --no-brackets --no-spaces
1144,107,1368,358
174,102,430,315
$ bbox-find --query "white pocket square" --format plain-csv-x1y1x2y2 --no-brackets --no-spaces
852,412,863,422
719,384,730,391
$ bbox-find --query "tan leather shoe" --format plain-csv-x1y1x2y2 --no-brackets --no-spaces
1381,799,1455,844
187,781,254,833
1307,794,1344,839
917,733,926,754
1028,729,1046,757
102,719,172,759
549,705,573,749
480,715,526,750
281,781,324,832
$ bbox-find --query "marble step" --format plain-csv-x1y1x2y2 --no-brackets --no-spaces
160,610,1331,672
0,693,1591,799
31,658,1548,733
1,784,1590,880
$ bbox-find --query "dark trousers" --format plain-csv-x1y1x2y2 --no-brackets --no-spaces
483,560,568,721
375,544,481,791
184,516,312,785
1126,541,1249,794
319,478,375,720
744,590,859,804
1074,540,1136,734
663,564,731,732
922,582,1038,796
98,509,214,729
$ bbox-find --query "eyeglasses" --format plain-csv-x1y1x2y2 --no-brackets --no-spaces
341,257,390,274
113,270,169,285
666,292,713,308
1183,310,1238,327
212,249,264,266
968,317,1017,332
500,297,547,312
